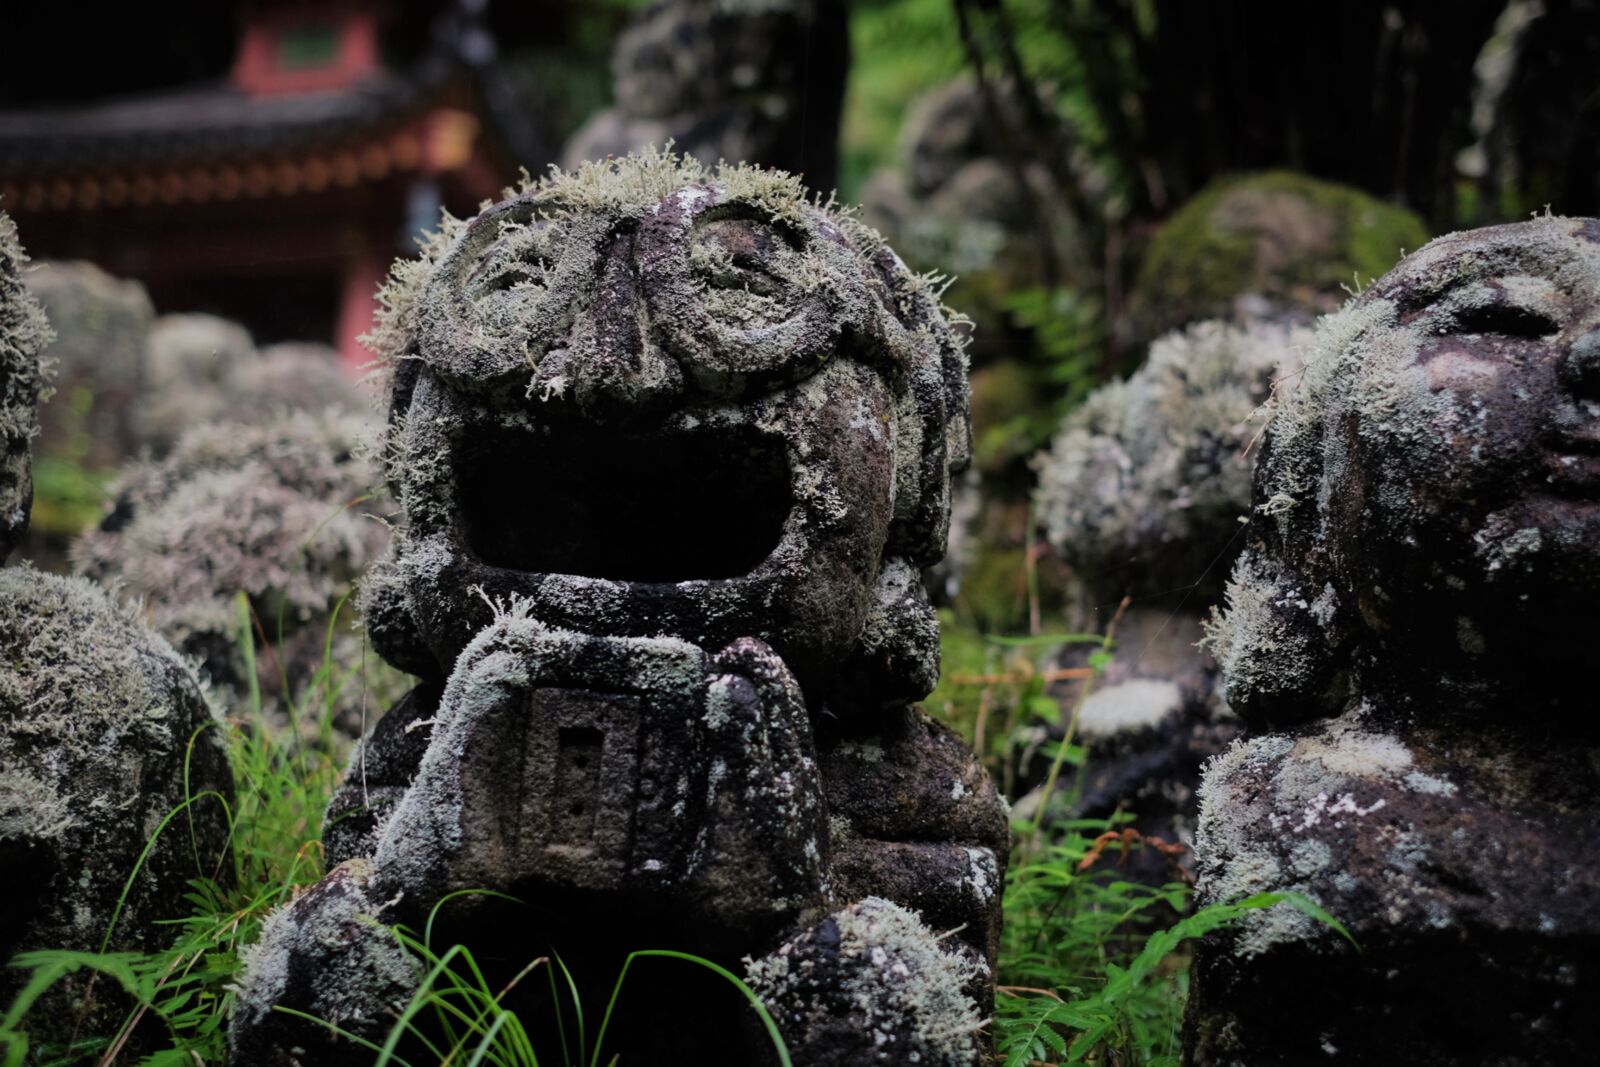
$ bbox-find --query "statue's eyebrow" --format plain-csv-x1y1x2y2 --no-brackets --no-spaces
1395,269,1566,320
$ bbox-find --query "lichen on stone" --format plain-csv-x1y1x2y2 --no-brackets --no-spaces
0,569,233,1036
1036,317,1309,602
745,896,983,1066
71,409,394,723
1130,170,1430,340
0,209,54,560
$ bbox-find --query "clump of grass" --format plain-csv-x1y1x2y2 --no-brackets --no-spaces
993,815,1348,1066
929,574,1350,1067
281,891,790,1067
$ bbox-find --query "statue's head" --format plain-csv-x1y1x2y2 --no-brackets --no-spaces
1208,216,1600,727
361,151,970,710
0,209,53,563
1035,319,1304,607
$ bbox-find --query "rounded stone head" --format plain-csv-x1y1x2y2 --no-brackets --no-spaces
362,151,970,709
0,210,53,563
1209,216,1600,726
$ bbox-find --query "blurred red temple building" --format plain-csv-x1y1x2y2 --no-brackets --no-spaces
0,1,551,371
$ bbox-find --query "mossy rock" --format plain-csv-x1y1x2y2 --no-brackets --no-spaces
1131,171,1429,340
0,570,234,1045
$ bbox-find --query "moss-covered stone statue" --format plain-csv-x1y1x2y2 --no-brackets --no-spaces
1130,171,1429,344
229,151,1008,1067
1030,319,1307,847
561,0,848,187
0,212,52,557
1185,216,1600,1065
0,211,234,1044
71,409,392,734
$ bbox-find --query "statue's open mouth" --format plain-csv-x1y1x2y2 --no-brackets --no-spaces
454,418,793,584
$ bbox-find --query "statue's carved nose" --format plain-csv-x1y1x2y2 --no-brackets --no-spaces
532,232,683,419
1558,328,1600,402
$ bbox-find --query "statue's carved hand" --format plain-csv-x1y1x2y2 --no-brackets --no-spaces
682,637,831,937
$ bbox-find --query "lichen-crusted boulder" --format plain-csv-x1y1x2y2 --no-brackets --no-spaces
1,213,234,1046
1130,171,1429,343
0,210,52,561
0,570,235,1039
1185,216,1600,1065
1029,320,1306,847
71,409,391,728
24,260,153,470
232,149,1006,1066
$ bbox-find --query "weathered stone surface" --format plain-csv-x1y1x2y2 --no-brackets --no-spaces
0,570,235,1041
232,151,1005,1065
0,210,52,561
1186,216,1600,1065
1188,713,1600,1065
1130,172,1429,344
71,409,392,728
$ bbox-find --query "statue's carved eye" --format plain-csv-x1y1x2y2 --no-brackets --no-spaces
1428,277,1565,341
689,216,807,330
1446,302,1560,339
467,221,554,301
690,218,799,296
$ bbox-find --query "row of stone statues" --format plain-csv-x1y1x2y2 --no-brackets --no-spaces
4,160,1598,1063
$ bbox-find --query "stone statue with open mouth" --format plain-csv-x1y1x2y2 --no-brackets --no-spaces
230,150,1009,1067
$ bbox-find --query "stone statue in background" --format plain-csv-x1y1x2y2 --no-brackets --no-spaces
861,77,1094,363
71,409,394,734
139,317,366,455
0,211,234,1046
1030,319,1306,854
1127,171,1430,347
16,262,367,565
22,260,151,473
230,151,1007,1067
562,0,849,189
1185,216,1600,1064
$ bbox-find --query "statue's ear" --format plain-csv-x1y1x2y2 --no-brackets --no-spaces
358,542,439,678
1206,545,1352,730
830,557,942,713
